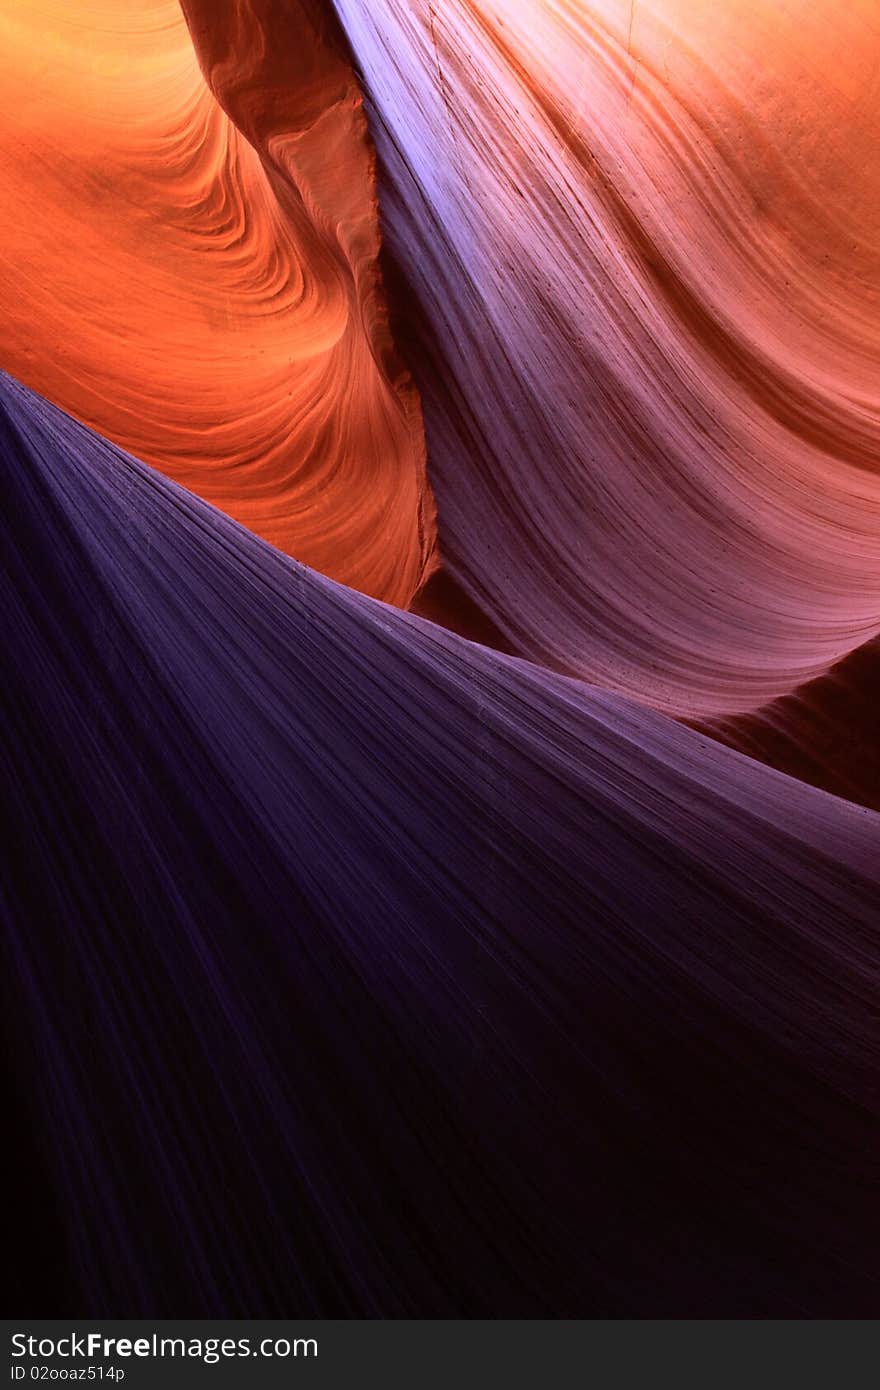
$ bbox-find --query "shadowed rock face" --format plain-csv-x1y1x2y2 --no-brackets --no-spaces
335,0,880,715
702,636,880,814
3,373,879,1315
0,0,435,604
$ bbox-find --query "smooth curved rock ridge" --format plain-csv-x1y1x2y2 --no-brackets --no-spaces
0,0,435,605
333,0,880,715
4,373,878,1315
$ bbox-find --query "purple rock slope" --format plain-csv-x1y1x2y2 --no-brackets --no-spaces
2,373,878,1314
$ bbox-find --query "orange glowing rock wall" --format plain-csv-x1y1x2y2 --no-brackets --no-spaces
0,0,435,604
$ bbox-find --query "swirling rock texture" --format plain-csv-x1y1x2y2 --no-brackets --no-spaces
336,0,880,715
0,0,434,603
4,376,879,1315
2,0,880,1319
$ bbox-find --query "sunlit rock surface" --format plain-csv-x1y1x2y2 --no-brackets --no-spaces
334,0,880,713
0,0,435,603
